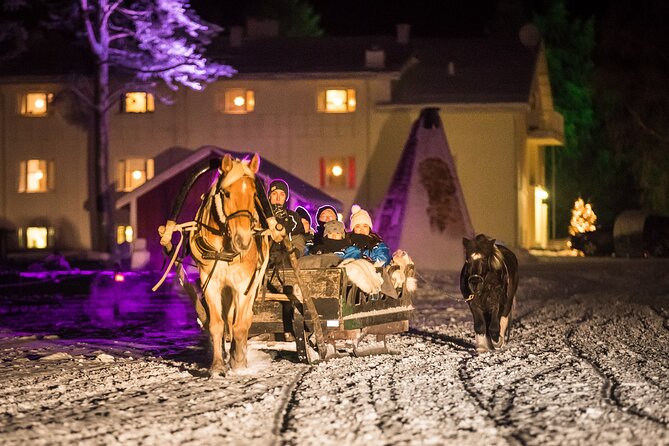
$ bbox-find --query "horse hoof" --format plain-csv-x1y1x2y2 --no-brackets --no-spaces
476,345,490,353
209,361,229,377
491,338,505,349
230,358,248,370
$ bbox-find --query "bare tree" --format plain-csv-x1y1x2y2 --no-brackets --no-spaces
67,0,235,256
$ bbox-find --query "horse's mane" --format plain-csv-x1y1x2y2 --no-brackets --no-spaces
220,158,256,190
490,244,504,272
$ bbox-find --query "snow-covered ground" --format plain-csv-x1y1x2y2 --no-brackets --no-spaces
1,256,668,445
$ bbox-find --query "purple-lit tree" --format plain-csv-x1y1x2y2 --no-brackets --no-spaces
68,0,235,256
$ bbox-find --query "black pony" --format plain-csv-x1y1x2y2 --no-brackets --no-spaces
460,234,519,352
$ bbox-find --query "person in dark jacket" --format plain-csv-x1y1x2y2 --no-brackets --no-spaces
310,220,357,258
267,179,306,267
295,205,314,254
312,204,338,248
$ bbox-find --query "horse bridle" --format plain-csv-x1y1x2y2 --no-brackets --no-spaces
465,256,509,302
208,173,259,236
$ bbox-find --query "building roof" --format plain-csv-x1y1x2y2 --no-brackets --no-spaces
212,36,539,103
2,34,540,105
116,146,343,212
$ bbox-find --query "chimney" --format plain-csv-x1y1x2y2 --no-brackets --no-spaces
365,46,385,69
229,26,243,47
396,23,411,44
246,17,279,39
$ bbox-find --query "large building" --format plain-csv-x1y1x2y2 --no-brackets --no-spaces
0,24,563,267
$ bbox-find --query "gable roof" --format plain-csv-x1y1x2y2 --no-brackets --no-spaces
116,146,342,212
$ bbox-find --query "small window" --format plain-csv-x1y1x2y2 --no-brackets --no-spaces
320,156,356,189
117,225,134,244
20,226,53,249
218,88,255,114
18,159,54,193
20,92,53,116
122,92,155,113
117,158,154,191
318,89,356,113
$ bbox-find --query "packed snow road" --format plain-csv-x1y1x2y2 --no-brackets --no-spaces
1,257,668,445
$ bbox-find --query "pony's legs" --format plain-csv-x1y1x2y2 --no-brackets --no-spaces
229,290,254,369
203,274,228,375
469,305,491,352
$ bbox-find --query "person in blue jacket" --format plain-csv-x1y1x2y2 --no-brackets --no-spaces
347,205,391,266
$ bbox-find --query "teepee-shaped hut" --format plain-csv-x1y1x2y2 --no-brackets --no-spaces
375,108,474,271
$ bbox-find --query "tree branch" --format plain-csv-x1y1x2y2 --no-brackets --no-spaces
79,0,102,56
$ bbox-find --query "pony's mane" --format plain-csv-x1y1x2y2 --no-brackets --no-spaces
490,244,504,272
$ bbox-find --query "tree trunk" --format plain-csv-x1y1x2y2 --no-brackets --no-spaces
93,61,115,257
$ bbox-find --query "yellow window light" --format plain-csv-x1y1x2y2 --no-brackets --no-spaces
21,92,53,116
26,227,48,249
124,92,155,113
320,89,357,113
223,88,255,114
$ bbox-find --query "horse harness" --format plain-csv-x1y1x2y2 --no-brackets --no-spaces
190,171,268,295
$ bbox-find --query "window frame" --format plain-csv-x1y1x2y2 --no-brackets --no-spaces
18,159,55,193
319,156,356,189
116,158,154,192
218,88,255,114
20,92,54,117
121,92,155,113
318,88,357,113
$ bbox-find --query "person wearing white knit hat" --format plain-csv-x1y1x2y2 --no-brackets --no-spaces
347,205,391,266
349,204,373,234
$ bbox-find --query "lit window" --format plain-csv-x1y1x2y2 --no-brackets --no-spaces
117,225,134,244
219,88,255,114
318,89,356,113
122,92,155,113
19,159,54,193
26,227,48,249
117,158,154,191
20,92,53,116
320,156,356,189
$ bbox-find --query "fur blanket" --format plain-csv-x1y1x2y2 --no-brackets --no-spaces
390,250,417,292
339,258,384,294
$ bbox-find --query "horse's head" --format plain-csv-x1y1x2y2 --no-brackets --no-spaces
215,153,260,254
462,234,503,295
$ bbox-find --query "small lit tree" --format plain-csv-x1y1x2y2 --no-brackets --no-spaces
569,197,597,236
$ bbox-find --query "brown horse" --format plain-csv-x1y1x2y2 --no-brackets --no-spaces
186,153,272,375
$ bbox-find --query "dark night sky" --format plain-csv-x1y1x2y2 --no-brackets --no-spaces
190,0,612,38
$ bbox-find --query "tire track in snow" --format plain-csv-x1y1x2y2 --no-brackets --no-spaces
272,364,311,446
565,316,669,428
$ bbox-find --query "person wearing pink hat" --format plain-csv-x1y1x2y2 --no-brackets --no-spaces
347,205,391,266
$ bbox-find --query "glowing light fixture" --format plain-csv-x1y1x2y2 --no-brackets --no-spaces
535,186,549,200
331,165,343,177
131,170,143,181
114,273,125,282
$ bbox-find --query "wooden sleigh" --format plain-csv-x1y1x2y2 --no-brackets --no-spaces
251,263,415,363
